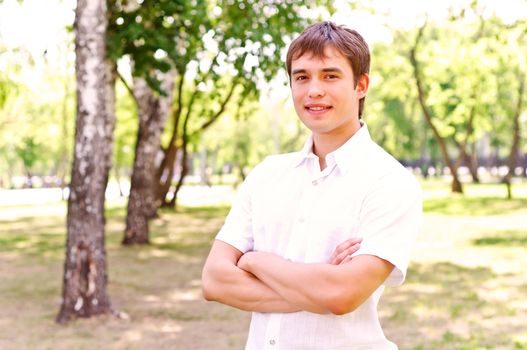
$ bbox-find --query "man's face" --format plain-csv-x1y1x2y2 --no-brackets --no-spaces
290,46,368,139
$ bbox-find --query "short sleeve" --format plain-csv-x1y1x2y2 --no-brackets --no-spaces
214,160,266,253
351,169,422,287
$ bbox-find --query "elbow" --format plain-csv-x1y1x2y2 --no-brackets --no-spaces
328,303,357,316
201,267,219,302
325,291,360,316
201,278,215,301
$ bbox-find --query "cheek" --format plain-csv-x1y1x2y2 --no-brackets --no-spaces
291,90,305,107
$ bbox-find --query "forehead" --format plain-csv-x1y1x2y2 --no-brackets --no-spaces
291,46,351,72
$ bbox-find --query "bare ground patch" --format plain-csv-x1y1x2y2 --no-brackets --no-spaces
1,187,527,349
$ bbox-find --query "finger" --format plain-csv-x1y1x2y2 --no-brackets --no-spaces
339,254,354,265
331,243,361,265
332,241,353,260
333,237,363,257
330,237,362,263
336,243,361,265
329,241,349,262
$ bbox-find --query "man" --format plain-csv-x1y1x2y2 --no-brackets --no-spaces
202,21,422,349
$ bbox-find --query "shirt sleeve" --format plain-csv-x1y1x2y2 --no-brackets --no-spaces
351,169,422,287
214,160,266,253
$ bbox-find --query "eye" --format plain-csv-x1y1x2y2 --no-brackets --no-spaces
325,74,338,79
295,75,308,81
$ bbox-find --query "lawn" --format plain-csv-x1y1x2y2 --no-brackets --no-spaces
0,180,526,350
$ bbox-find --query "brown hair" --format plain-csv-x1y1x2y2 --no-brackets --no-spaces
286,21,370,117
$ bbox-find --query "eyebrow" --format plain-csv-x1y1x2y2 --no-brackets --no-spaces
291,67,344,75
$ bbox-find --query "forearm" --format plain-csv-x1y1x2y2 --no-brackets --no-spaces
202,259,300,313
238,251,392,315
238,253,343,314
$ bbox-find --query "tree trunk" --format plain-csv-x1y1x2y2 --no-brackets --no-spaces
155,74,185,207
57,0,115,323
410,24,463,193
160,81,239,207
466,142,480,183
419,122,429,178
114,163,124,197
502,72,524,199
167,114,191,209
451,96,478,184
156,141,179,206
123,72,174,245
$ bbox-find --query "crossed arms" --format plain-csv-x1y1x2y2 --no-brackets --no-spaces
201,238,394,315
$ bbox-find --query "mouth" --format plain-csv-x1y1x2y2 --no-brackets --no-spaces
305,104,332,113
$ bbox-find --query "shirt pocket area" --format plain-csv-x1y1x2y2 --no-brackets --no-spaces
305,212,359,263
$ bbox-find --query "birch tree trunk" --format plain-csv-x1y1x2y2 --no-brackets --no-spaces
123,72,174,245
57,0,116,323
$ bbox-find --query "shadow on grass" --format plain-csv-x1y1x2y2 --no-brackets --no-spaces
0,205,229,258
0,231,65,256
149,239,212,255
424,196,527,216
383,261,524,349
159,205,230,219
472,230,527,247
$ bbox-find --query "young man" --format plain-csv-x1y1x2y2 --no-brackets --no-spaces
202,21,422,349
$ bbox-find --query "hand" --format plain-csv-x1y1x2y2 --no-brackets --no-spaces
329,237,362,265
237,251,258,272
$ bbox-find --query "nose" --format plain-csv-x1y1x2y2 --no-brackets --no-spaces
308,80,325,98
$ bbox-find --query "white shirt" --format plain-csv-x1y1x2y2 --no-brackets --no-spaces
216,124,422,350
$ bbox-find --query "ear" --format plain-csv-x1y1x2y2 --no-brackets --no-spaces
355,73,369,98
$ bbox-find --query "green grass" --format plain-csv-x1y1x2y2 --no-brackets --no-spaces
424,195,527,215
472,230,527,246
422,180,527,215
0,178,526,349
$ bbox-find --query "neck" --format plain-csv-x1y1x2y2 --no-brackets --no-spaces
312,123,361,170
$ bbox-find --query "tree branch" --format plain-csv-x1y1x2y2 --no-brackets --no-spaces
194,80,239,134
117,68,135,101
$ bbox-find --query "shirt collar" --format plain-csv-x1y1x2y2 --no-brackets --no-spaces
292,123,372,174
292,134,317,168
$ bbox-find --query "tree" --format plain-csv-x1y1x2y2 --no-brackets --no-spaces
15,137,39,187
155,1,333,208
408,11,494,193
57,0,116,323
123,72,174,244
494,23,526,198
114,0,332,244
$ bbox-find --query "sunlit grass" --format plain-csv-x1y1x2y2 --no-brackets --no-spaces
0,178,526,349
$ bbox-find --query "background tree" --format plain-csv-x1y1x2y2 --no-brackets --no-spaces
15,136,39,187
406,8,497,193
154,0,333,209
482,18,527,198
107,0,195,244
110,0,332,244
57,0,115,323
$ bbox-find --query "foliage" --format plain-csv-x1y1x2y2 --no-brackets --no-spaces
1,0,526,189
113,81,138,176
15,137,39,175
366,42,423,160
106,0,334,205
0,42,76,186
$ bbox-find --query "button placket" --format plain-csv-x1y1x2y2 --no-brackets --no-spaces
264,313,282,350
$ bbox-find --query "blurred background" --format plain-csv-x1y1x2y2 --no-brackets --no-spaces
0,0,526,349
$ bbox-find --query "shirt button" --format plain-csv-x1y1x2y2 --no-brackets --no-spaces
312,180,318,186
298,217,305,223
269,339,276,346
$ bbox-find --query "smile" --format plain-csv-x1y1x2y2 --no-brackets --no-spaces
305,105,332,111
